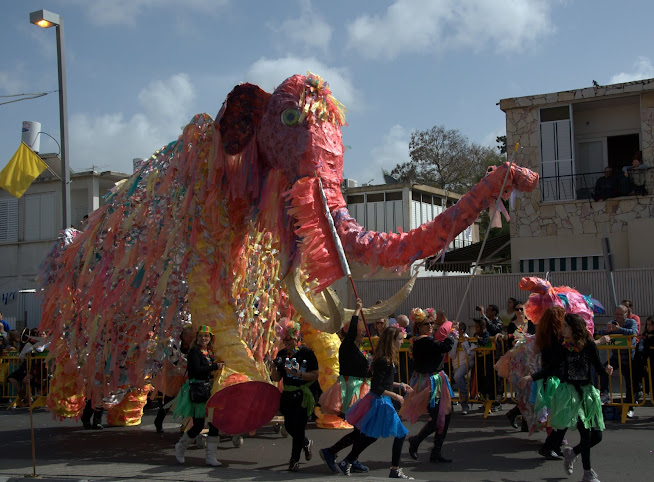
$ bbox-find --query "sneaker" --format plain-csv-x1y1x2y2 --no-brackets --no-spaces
563,447,577,475
389,467,414,479
539,447,562,460
319,448,338,473
491,402,502,412
581,469,600,482
626,409,634,419
351,459,369,473
91,423,103,430
461,403,469,415
154,420,163,433
304,439,313,461
337,460,351,476
82,421,92,430
635,391,644,403
288,459,300,472
600,392,610,405
407,436,419,460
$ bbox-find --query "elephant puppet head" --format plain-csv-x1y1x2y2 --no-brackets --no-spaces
214,73,539,333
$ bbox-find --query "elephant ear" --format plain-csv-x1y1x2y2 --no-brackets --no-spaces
215,83,271,155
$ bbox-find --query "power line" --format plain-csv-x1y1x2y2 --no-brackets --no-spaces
0,90,58,106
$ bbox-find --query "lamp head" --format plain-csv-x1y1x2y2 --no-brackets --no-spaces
30,10,61,28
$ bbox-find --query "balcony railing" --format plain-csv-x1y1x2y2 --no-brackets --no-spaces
540,168,652,202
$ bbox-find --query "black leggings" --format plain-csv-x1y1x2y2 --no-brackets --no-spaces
187,418,218,438
280,391,309,462
329,427,359,454
573,419,602,471
410,402,451,456
344,433,406,467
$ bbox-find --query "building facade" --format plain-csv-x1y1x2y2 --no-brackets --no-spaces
0,153,128,328
344,180,479,279
500,78,654,273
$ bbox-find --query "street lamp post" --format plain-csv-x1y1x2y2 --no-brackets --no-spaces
30,9,71,230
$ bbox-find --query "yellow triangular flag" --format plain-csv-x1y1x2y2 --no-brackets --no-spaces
0,142,49,198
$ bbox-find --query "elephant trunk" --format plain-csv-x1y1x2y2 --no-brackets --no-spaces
333,162,539,269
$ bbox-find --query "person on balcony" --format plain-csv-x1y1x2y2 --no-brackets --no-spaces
593,167,617,201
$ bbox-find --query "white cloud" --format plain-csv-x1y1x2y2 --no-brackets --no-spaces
363,124,411,184
62,0,227,26
347,0,554,60
272,0,333,53
0,71,24,94
69,73,196,173
480,125,506,150
244,56,359,110
609,56,654,84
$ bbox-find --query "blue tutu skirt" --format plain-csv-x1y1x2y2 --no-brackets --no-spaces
345,392,408,439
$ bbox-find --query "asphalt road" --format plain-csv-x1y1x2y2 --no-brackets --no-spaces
0,404,652,482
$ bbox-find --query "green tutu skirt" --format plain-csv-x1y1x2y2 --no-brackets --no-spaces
549,382,605,431
171,380,207,419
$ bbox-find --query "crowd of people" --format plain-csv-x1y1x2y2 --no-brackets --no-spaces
1,293,652,480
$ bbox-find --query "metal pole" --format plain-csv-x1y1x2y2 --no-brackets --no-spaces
55,18,71,229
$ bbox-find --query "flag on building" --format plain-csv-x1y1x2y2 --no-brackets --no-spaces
0,142,49,198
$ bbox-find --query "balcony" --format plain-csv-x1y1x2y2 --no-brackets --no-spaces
540,167,653,202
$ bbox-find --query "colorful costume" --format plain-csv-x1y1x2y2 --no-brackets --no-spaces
319,314,370,415
345,357,407,441
401,333,455,462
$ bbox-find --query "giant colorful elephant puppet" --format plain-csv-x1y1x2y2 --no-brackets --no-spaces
38,73,539,431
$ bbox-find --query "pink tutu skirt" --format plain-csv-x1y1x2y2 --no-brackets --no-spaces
400,371,453,431
319,375,370,416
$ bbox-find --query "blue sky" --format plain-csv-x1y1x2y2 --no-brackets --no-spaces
2,0,654,185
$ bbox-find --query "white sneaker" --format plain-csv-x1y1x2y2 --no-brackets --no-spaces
626,409,634,419
600,392,610,405
581,469,600,481
563,447,577,475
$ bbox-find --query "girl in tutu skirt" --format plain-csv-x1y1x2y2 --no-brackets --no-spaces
319,298,371,474
550,314,612,482
519,306,567,459
401,308,456,463
339,326,414,479
172,325,224,467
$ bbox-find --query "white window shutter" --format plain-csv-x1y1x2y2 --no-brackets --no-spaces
0,197,19,242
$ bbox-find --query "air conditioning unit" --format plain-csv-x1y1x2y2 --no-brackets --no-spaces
343,178,358,188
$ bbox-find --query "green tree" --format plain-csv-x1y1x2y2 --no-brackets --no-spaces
390,125,504,194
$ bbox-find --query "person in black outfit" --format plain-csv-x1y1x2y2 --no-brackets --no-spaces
404,316,456,463
552,314,612,482
319,298,370,473
173,325,224,466
271,318,319,472
519,306,567,459
339,326,414,479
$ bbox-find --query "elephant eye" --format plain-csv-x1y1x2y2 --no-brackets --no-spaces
281,108,301,126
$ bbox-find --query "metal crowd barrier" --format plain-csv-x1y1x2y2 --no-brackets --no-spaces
2,337,651,425
0,353,51,408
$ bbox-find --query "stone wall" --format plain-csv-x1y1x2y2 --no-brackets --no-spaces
502,82,654,242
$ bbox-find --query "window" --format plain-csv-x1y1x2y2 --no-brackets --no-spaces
540,105,574,202
0,197,18,243
24,192,57,241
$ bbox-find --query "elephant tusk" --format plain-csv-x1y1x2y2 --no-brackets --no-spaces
309,287,345,320
343,270,419,320
283,266,343,333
